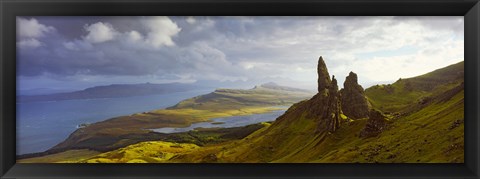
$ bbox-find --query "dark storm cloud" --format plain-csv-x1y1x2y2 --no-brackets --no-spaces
17,16,464,90
17,16,278,81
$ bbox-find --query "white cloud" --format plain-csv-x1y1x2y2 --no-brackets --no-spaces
17,38,42,48
127,31,143,42
84,22,118,43
208,16,463,88
142,16,181,48
186,16,196,24
63,39,93,51
348,40,464,85
330,17,464,86
16,18,55,49
17,18,55,38
63,41,78,50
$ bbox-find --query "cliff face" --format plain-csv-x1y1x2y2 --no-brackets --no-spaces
340,72,370,119
307,75,342,133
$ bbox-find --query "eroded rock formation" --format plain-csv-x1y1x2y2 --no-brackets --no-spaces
317,56,331,92
340,72,370,119
276,56,373,133
307,57,342,132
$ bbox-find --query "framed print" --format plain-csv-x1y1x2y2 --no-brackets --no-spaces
1,0,479,178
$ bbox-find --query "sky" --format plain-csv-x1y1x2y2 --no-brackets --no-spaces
16,16,464,92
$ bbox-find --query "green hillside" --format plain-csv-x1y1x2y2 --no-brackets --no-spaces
365,61,464,113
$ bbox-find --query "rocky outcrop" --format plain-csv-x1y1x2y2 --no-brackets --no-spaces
275,56,373,133
325,76,342,132
317,56,331,92
340,72,370,119
307,57,342,132
359,109,389,137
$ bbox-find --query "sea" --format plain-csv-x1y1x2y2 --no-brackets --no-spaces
16,89,215,155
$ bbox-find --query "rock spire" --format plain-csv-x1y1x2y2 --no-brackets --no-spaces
317,56,332,92
307,57,342,132
340,71,370,119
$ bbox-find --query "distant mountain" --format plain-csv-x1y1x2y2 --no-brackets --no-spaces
253,82,313,93
18,88,77,96
18,82,210,103
169,83,314,109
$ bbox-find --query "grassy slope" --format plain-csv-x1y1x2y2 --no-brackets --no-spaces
313,89,464,163
266,62,465,163
18,150,101,163
235,85,462,163
77,122,274,163
365,61,463,113
83,141,201,163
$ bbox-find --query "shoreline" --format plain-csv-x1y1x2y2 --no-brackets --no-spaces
17,106,288,158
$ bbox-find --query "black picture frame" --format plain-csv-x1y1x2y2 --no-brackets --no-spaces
1,0,479,178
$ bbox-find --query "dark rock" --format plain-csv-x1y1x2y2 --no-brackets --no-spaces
274,56,347,133
317,56,332,92
340,71,370,119
360,109,389,138
307,58,342,132
326,76,342,132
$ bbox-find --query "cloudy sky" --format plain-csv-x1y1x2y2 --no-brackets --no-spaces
17,16,464,91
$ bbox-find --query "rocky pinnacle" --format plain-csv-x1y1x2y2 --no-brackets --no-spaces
340,71,370,119
317,56,332,93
